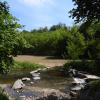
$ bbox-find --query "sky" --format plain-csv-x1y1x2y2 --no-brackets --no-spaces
4,0,74,31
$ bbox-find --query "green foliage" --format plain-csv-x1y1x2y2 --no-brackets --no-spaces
69,0,100,60
21,25,69,56
66,26,86,59
80,21,100,60
70,0,100,23
49,23,67,31
0,1,21,74
20,25,87,59
14,61,44,70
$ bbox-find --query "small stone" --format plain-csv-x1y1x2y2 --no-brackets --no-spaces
33,76,41,80
32,73,40,77
20,95,26,98
22,77,31,81
30,82,34,84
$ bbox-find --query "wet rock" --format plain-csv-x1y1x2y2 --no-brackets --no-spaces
85,74,100,79
20,87,71,100
39,89,71,100
30,82,34,84
71,84,84,91
22,77,31,81
70,91,77,97
32,73,40,77
73,78,86,84
12,79,25,89
33,76,41,80
69,69,78,77
77,72,87,78
30,69,41,75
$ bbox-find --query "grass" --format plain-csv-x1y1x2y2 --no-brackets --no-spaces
13,61,45,70
14,55,67,67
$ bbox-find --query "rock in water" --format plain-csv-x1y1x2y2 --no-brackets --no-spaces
22,77,31,81
85,74,100,79
73,78,86,84
71,85,84,91
12,79,25,89
30,69,41,75
33,76,41,80
32,73,40,77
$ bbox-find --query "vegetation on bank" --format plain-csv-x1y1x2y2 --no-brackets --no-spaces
63,60,100,75
13,61,45,70
18,23,100,60
0,1,22,74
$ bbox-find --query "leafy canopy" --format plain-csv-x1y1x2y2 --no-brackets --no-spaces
0,1,21,74
70,0,100,23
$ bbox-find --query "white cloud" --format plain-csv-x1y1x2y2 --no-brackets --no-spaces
18,0,54,7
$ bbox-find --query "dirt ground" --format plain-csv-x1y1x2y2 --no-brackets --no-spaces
14,55,67,67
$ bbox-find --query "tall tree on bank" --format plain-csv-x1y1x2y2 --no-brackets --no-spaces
0,1,21,74
70,0,100,36
70,0,100,24
70,0,100,60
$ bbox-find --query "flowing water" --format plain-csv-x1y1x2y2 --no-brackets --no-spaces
0,67,72,99
0,67,72,90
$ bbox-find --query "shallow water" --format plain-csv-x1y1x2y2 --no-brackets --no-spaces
0,69,32,84
0,67,72,91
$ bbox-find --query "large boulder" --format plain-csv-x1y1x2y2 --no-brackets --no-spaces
12,79,25,89
22,77,31,81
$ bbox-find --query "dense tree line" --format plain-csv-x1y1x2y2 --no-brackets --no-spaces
19,22,99,60
19,21,100,60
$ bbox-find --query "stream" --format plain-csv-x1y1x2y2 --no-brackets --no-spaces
0,67,73,100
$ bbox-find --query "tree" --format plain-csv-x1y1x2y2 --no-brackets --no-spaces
66,26,86,59
0,1,21,74
70,0,100,60
70,0,100,23
49,23,67,31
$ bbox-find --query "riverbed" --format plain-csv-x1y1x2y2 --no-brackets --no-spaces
0,67,72,92
0,67,72,98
